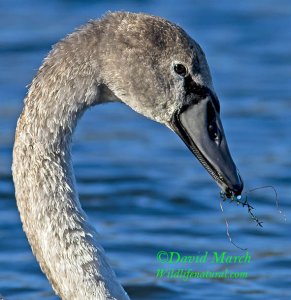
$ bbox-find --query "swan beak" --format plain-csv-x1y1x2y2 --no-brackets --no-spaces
171,96,243,198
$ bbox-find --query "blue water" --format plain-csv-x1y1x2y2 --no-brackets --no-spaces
1,0,291,299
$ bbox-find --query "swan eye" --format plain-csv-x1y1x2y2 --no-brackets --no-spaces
174,64,187,77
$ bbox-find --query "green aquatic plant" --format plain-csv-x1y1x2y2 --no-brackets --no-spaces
220,191,263,227
219,185,284,250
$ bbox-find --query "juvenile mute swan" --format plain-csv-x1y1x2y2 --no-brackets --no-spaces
12,12,243,300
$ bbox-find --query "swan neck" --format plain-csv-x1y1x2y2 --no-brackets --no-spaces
12,28,129,299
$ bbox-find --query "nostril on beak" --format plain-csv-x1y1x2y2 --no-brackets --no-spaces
207,101,221,144
208,123,221,144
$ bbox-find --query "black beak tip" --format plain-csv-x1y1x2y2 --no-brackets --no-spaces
224,174,244,199
233,183,244,196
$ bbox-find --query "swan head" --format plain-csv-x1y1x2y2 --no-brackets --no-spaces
100,12,243,197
